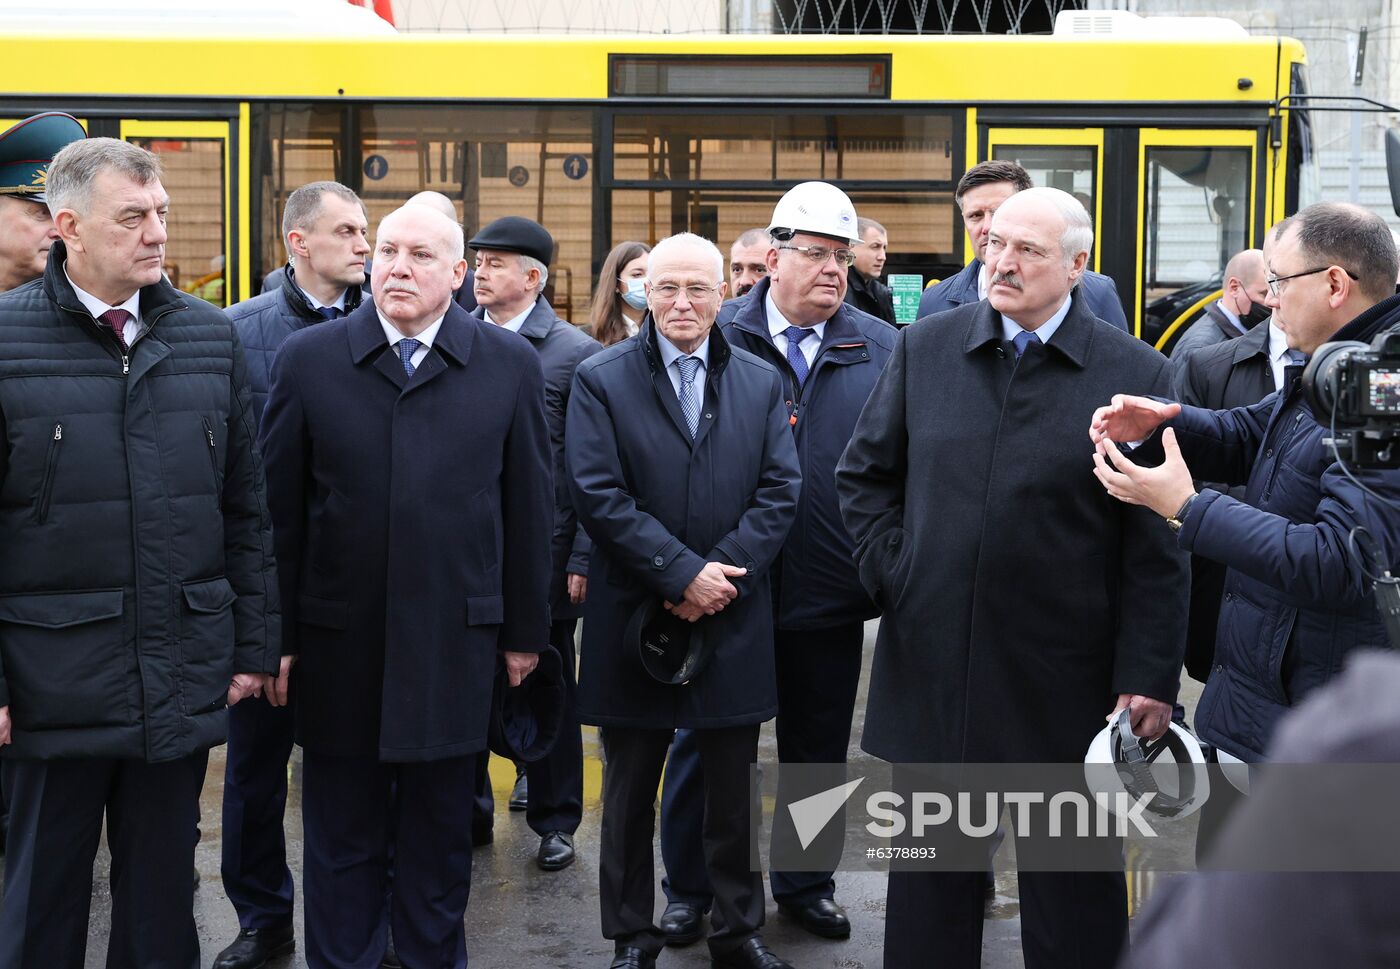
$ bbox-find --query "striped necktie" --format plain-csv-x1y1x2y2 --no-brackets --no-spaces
675,355,701,438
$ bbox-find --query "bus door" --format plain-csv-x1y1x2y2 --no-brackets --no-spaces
121,119,235,307
1137,128,1262,349
986,127,1105,270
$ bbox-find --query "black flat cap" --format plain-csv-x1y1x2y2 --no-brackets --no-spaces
487,644,565,763
626,598,714,686
468,216,554,266
0,113,86,202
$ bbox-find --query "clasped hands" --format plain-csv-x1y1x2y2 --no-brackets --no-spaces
665,560,748,623
1088,394,1197,519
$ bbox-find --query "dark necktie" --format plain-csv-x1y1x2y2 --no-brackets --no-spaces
1284,348,1307,367
99,308,131,351
316,306,344,321
398,338,422,376
783,325,815,388
1012,329,1041,359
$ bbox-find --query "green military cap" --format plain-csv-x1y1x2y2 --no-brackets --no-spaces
0,112,86,203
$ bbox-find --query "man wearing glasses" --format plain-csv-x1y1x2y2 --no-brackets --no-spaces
566,232,801,969
657,182,895,948
1091,201,1400,854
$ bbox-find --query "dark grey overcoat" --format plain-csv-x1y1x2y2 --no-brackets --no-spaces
836,297,1189,764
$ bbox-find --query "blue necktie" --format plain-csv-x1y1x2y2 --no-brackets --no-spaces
783,325,815,388
316,306,343,321
1285,348,1307,367
1012,329,1041,359
675,355,702,438
398,338,421,376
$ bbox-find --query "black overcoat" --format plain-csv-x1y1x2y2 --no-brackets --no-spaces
259,301,553,762
473,297,601,621
836,297,1189,764
566,320,801,729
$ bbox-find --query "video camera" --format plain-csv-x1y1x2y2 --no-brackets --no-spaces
1302,328,1400,469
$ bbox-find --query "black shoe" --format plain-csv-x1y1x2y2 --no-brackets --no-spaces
710,937,793,969
508,768,529,812
211,924,296,969
537,831,575,871
778,897,850,939
659,901,706,947
609,945,656,969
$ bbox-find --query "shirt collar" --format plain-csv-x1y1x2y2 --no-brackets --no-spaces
1268,319,1291,360
977,262,990,301
301,284,347,312
1215,298,1245,334
657,328,710,372
64,262,141,323
483,305,533,334
377,311,445,350
763,291,826,343
1000,293,1073,345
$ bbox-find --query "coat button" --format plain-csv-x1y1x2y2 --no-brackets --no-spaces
1215,663,1224,673
704,413,712,419
653,555,664,567
1265,448,1273,458
745,561,756,571
1224,592,1233,602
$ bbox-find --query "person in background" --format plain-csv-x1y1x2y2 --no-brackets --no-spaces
843,216,896,326
590,240,651,346
728,227,770,299
1169,247,1269,362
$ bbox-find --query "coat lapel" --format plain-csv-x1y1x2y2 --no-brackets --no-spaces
399,303,476,397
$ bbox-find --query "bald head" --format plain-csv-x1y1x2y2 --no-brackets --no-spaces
1224,248,1264,289
407,191,459,223
371,205,468,335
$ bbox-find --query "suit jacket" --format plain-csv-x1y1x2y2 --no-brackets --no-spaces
1171,301,1247,361
1170,321,1276,681
836,296,1188,763
473,297,601,620
259,300,553,761
917,258,1130,333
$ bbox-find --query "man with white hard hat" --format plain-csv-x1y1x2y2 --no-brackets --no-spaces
657,182,897,946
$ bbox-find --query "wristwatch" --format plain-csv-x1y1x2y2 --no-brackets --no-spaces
1165,493,1199,533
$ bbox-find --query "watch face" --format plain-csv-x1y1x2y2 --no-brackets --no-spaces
1166,518,1183,533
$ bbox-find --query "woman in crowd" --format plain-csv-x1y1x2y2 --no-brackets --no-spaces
588,240,650,346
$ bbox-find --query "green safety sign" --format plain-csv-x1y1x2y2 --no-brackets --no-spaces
888,274,924,325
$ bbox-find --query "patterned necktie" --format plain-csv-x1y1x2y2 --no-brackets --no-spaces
1012,329,1041,359
316,306,343,321
1284,348,1307,367
99,308,131,351
675,355,702,438
783,325,815,388
398,338,422,376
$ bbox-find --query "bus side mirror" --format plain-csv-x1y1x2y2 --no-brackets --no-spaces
1385,129,1400,219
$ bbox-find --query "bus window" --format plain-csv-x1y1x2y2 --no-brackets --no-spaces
356,104,595,324
254,104,346,288
1143,145,1251,308
991,142,1098,262
129,132,229,308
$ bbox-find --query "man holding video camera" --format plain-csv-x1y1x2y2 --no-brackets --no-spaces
1090,202,1400,851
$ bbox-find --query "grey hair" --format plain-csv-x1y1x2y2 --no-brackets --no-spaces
648,232,724,282
377,205,465,260
857,217,887,238
46,137,161,218
732,227,769,249
997,186,1094,268
282,181,365,249
520,254,549,292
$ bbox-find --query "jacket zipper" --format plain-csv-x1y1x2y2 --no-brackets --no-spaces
37,423,63,524
203,417,221,501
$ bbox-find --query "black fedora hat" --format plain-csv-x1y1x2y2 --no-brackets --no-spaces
487,644,565,763
626,598,714,685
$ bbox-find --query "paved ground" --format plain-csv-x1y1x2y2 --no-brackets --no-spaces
2,619,1201,968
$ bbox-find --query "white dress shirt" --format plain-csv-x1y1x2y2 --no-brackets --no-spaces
484,306,532,334
657,329,710,403
378,312,445,370
303,286,348,314
1213,298,1246,336
65,264,143,346
764,291,825,368
1000,294,1073,346
1268,320,1295,391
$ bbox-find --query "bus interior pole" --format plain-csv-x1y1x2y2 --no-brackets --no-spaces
1350,27,1368,204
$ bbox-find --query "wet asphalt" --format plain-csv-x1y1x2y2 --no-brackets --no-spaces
2,619,1202,969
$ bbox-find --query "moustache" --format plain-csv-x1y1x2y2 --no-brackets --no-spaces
990,272,1022,291
381,282,421,296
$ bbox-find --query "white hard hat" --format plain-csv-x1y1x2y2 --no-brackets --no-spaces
767,181,861,245
1084,708,1211,821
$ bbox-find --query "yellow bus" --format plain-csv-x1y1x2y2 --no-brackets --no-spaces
0,12,1316,348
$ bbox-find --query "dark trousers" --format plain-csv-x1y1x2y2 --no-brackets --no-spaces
0,751,209,969
302,750,477,969
221,692,296,928
600,724,764,959
662,623,864,907
884,868,1128,969
472,618,583,837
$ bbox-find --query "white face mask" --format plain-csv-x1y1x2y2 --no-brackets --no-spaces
621,276,649,310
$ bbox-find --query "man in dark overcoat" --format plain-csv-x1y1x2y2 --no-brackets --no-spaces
566,232,802,969
259,203,553,968
659,182,895,945
469,214,602,871
836,187,1188,969
0,137,279,969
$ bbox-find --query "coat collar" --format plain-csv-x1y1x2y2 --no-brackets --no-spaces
471,294,560,342
942,260,983,306
347,298,477,394
962,288,1096,369
1203,301,1247,342
1229,318,1274,366
1333,290,1400,345
43,240,187,325
640,314,732,378
281,263,366,323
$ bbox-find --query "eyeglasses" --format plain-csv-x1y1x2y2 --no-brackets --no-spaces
649,282,721,302
776,244,856,268
1265,265,1360,298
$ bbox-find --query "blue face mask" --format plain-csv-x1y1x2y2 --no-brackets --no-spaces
621,277,649,310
